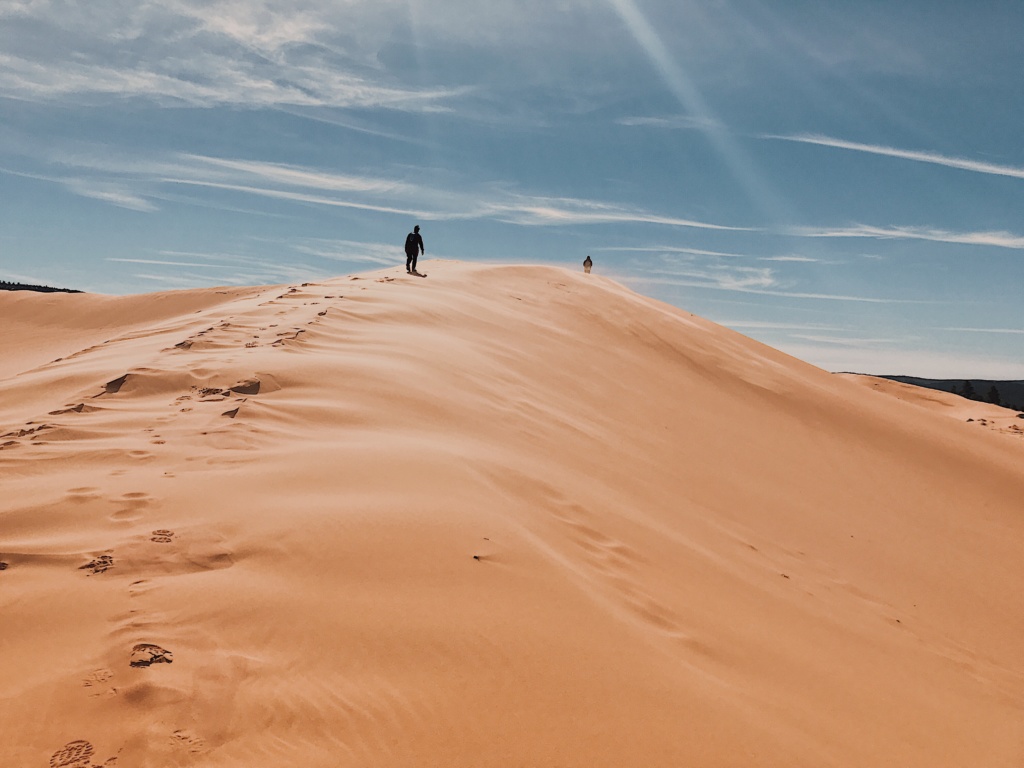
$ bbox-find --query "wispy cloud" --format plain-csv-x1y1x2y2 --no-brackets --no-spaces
274,107,439,148
639,265,776,291
132,273,220,286
158,249,274,264
789,334,899,347
184,155,418,196
0,166,157,212
486,197,748,230
594,245,746,257
61,178,158,212
290,238,405,266
764,133,1024,181
17,147,747,232
760,255,819,262
0,52,467,110
0,1,469,111
155,249,332,283
167,0,333,50
628,275,917,303
124,248,335,286
940,327,1024,335
161,177,431,218
106,257,235,268
718,321,844,331
790,223,1024,250
600,246,819,262
616,114,719,130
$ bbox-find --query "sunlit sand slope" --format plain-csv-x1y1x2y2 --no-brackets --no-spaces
841,372,1024,440
2,261,1022,767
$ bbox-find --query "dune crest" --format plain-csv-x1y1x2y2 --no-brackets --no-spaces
2,261,1022,767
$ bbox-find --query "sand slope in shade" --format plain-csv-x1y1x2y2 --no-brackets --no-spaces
1,260,1022,767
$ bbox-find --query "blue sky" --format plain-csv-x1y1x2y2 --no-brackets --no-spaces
1,0,1022,377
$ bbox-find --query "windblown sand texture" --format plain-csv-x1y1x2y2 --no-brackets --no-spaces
2,261,1022,767
841,373,1024,440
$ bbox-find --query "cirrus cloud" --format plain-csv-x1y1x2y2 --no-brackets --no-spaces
789,223,1024,250
764,133,1024,181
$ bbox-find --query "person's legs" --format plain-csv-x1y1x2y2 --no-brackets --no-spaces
406,253,413,272
410,253,418,273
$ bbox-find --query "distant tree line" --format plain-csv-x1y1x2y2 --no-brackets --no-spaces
954,380,1021,411
878,375,1024,415
0,280,81,294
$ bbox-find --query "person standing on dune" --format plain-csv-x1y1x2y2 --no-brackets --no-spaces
405,225,424,274
583,255,593,274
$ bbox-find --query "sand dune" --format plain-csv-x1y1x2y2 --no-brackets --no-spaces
1,261,1022,767
841,373,1024,440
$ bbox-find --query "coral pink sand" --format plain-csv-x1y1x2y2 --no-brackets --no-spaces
1,261,1022,766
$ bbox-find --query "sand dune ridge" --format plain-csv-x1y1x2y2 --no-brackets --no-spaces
1,261,1022,767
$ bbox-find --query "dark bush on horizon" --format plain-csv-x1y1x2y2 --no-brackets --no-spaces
0,280,81,294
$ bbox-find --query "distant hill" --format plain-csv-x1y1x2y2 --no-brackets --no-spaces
878,376,1024,411
0,281,82,294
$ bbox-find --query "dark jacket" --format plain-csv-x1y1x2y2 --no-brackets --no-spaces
405,231,424,256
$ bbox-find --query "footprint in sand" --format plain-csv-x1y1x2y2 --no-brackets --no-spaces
99,374,129,396
66,487,101,501
79,555,114,575
229,379,261,395
82,668,114,687
150,530,175,544
4,424,51,439
49,740,116,768
129,643,173,668
170,729,208,754
49,403,87,415
82,669,116,698
195,386,229,399
110,492,154,522
49,740,93,768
